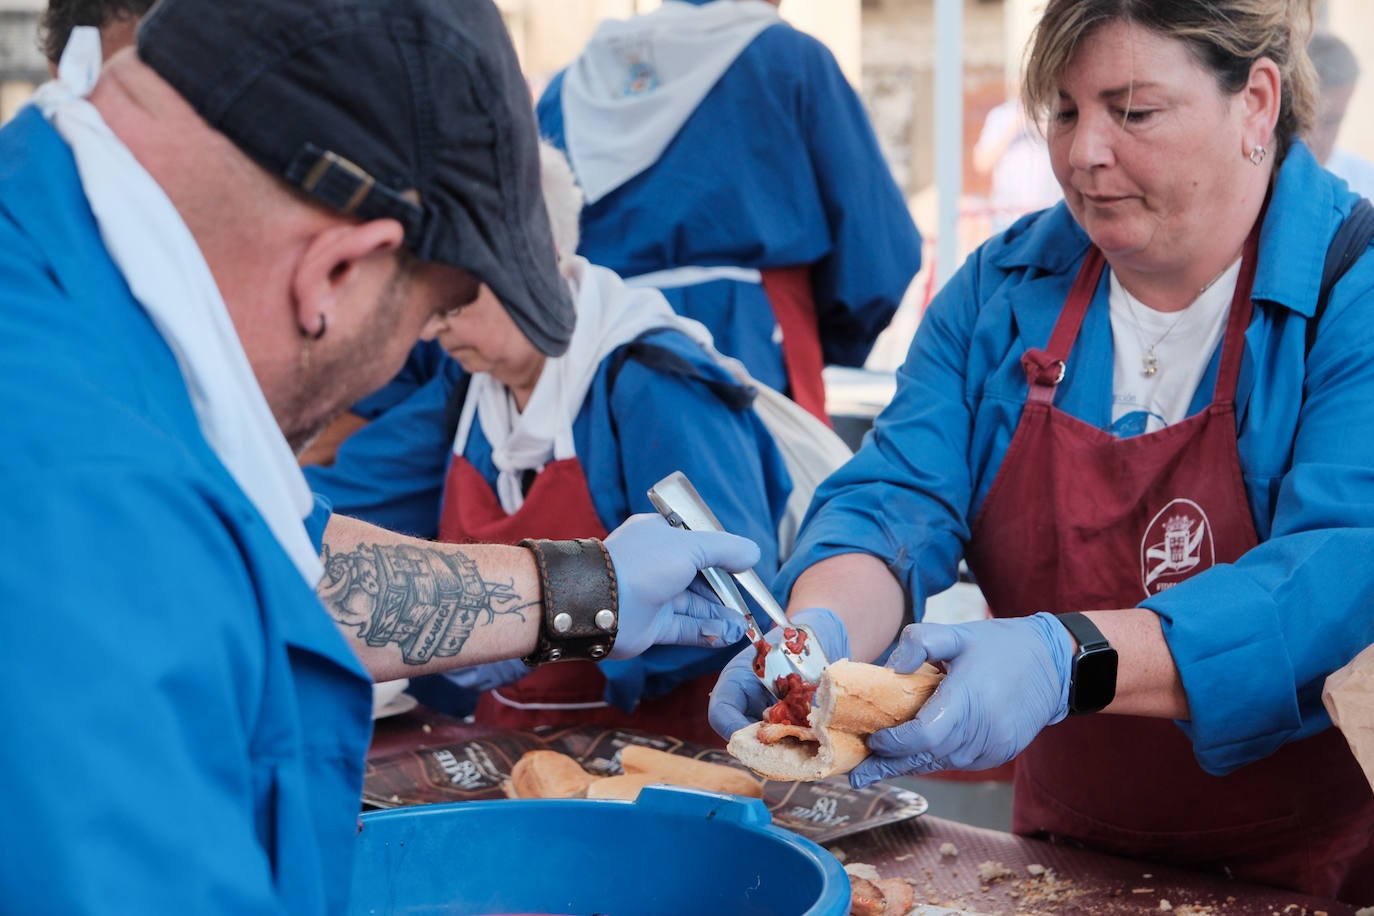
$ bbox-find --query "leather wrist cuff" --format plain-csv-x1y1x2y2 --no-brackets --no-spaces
519,538,619,667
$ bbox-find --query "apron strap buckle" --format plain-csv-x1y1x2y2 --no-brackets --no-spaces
1022,348,1067,390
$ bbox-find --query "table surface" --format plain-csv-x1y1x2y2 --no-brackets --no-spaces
826,813,1359,915
367,708,1360,916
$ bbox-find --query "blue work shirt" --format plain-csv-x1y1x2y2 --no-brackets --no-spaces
0,108,372,914
538,13,921,393
783,141,1374,775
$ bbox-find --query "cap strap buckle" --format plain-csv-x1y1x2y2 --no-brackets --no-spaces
299,149,375,214
286,144,428,253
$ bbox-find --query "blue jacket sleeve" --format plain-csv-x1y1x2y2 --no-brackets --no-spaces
2,462,291,914
777,251,981,625
794,34,922,367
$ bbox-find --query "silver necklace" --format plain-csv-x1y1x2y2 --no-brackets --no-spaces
1124,263,1233,378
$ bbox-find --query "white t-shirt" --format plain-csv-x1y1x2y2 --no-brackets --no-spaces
1108,260,1241,437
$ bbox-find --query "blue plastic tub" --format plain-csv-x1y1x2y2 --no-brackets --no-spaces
349,785,850,915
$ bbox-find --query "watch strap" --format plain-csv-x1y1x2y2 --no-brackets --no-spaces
520,538,619,666
1057,612,1118,715
1058,611,1110,652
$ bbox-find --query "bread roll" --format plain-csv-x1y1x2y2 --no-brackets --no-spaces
584,772,660,800
726,660,943,781
617,744,763,798
504,750,598,799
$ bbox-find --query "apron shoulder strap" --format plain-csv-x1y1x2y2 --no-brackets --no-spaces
605,329,756,410
1309,196,1374,355
442,370,474,445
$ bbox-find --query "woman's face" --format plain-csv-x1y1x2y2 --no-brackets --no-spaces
1046,19,1260,278
423,285,544,390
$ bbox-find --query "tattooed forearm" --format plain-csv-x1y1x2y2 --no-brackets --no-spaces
319,540,538,666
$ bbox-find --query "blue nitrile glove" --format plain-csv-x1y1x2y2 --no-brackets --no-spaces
849,612,1074,789
604,514,758,660
708,606,851,740
441,658,531,693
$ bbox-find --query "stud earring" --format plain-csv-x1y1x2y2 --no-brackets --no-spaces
1248,145,1268,166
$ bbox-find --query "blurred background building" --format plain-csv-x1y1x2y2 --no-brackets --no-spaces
2,0,1371,368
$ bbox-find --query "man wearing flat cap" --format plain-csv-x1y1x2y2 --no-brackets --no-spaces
0,0,759,910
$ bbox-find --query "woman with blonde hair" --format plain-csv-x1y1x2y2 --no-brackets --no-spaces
712,0,1374,898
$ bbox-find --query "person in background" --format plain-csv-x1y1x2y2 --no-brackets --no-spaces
308,142,793,747
0,0,759,910
972,85,1063,234
38,0,152,73
537,0,922,424
712,0,1374,901
1307,30,1374,199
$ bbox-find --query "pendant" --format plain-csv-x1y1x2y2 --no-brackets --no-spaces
1142,351,1159,378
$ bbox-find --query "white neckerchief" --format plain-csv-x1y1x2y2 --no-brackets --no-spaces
456,256,717,514
561,0,779,204
32,28,323,586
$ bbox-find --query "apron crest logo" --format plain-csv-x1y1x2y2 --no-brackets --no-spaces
1140,498,1214,596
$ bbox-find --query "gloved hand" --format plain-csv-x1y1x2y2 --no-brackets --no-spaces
708,606,851,740
441,658,530,693
604,513,758,660
849,612,1074,789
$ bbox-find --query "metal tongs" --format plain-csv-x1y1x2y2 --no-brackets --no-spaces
647,471,828,699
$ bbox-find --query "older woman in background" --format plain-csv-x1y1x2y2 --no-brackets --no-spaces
712,0,1374,899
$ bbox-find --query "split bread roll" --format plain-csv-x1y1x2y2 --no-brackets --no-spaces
726,660,944,781
616,744,763,798
504,750,598,799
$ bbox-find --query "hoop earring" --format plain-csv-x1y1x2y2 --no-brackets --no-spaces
298,314,327,340
1248,145,1268,166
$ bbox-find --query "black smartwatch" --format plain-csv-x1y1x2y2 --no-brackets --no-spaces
1056,612,1118,714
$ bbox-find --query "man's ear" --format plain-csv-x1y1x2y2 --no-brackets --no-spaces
291,219,406,337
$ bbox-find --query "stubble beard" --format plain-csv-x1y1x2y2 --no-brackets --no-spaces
282,262,416,454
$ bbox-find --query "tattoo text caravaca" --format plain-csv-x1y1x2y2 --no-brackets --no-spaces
319,542,535,665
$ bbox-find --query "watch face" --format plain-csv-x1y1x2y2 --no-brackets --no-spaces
1070,645,1119,714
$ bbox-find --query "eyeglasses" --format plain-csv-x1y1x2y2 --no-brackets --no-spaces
432,301,470,324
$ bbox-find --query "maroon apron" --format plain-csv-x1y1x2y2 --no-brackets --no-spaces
437,456,723,747
761,265,830,426
964,230,1374,897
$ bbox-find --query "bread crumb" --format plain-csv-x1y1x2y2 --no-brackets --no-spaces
420,723,432,734
1355,908,1374,916
1026,863,1045,877
1133,887,1156,894
976,861,1014,883
844,863,882,883
1159,902,1172,912
938,841,959,857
